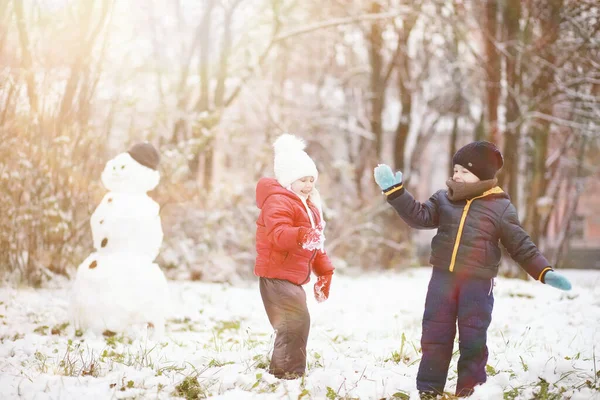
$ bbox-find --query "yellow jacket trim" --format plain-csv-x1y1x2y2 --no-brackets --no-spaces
538,267,552,282
384,184,404,196
448,186,504,272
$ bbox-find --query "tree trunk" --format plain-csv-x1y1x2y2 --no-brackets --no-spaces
499,0,521,207
523,1,562,245
552,135,587,267
483,0,500,143
473,111,485,141
13,0,39,115
368,1,385,160
57,0,111,127
392,20,416,173
196,0,216,113
203,142,215,192
449,115,459,177
215,1,242,108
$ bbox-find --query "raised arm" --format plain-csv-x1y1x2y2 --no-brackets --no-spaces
374,164,440,229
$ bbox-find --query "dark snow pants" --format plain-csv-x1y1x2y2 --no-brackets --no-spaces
259,277,310,379
417,268,494,397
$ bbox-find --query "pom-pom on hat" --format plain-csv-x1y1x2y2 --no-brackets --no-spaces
273,133,318,188
452,141,504,181
128,142,160,170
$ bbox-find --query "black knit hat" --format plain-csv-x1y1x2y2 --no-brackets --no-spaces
452,141,503,180
127,142,160,170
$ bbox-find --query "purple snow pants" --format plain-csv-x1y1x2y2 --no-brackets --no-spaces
417,268,495,397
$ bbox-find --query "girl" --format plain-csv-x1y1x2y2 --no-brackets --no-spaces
254,133,334,379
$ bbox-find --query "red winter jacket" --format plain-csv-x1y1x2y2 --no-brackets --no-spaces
254,177,334,285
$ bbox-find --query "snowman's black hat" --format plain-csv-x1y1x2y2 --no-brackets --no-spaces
128,142,160,170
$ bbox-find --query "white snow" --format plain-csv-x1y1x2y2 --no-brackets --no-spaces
0,268,599,399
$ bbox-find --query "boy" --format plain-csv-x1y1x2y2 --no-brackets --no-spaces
374,141,571,398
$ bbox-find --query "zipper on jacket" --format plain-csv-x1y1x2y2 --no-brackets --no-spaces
448,187,504,272
302,250,317,285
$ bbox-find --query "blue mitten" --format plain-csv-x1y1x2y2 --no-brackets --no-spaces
374,164,403,191
544,271,572,291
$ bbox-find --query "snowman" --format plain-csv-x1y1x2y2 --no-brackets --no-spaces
70,142,170,339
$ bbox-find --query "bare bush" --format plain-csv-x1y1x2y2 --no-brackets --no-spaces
0,121,104,286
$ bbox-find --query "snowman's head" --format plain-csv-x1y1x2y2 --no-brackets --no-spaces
101,152,160,193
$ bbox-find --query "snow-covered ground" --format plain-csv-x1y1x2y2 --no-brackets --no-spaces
0,268,599,400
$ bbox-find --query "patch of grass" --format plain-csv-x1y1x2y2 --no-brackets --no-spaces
156,363,186,376
105,333,132,348
386,333,416,365
564,352,581,360
503,387,520,400
486,364,499,376
51,322,69,335
57,340,101,377
207,359,234,368
170,317,198,332
252,354,269,370
248,373,280,394
174,375,207,400
326,386,338,399
508,292,534,299
215,319,241,334
533,378,563,400
101,349,125,364
110,377,136,392
308,352,324,370
34,351,49,373
387,349,410,365
169,317,192,324
34,325,49,335
519,355,529,371
242,336,265,350
331,334,349,344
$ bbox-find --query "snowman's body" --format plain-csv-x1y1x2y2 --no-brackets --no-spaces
71,150,169,338
90,192,163,260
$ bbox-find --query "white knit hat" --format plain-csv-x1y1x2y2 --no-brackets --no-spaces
273,133,318,188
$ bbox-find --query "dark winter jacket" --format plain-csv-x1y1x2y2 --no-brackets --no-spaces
254,178,334,285
384,183,552,281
